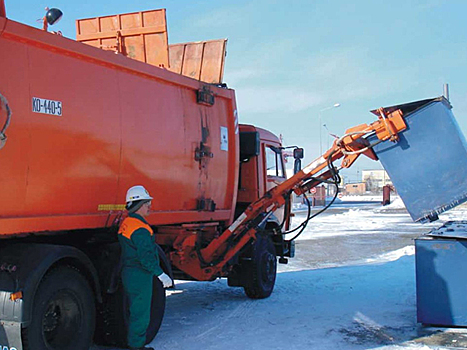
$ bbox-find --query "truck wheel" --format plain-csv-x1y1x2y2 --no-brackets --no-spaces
22,266,95,350
244,235,277,299
98,277,165,347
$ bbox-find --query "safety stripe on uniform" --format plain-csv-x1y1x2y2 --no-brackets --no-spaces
118,217,153,239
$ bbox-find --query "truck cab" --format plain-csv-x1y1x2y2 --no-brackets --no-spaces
237,124,289,223
236,124,293,256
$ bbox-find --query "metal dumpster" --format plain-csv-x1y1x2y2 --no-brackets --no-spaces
415,221,467,326
367,97,467,222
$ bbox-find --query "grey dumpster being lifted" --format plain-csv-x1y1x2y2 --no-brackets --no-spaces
367,96,467,223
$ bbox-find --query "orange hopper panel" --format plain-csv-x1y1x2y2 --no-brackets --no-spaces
76,9,169,68
169,39,227,84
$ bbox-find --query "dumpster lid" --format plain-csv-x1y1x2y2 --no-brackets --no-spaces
426,221,467,239
370,96,452,117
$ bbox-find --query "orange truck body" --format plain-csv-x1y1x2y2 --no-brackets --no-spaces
0,4,292,349
0,14,239,236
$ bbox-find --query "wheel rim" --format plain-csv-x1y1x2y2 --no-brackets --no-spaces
261,252,276,285
42,290,82,348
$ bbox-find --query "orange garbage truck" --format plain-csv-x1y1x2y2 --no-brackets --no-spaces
0,3,295,349
2,2,467,350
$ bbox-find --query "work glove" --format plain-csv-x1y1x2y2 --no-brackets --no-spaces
157,272,173,288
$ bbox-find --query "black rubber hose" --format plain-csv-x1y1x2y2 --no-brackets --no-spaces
285,151,340,241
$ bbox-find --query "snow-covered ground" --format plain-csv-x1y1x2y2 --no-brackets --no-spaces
99,199,467,350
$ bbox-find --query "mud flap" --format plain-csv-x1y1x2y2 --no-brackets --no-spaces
0,321,22,350
0,290,22,350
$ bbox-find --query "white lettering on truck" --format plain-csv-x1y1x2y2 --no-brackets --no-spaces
32,97,62,116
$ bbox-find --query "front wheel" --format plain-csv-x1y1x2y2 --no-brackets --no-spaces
22,266,96,350
243,235,277,299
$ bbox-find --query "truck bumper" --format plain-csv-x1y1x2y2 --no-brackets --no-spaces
0,292,23,350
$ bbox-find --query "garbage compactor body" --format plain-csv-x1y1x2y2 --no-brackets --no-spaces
0,8,293,350
0,15,240,237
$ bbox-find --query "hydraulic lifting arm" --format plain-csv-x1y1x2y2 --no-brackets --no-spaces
171,108,407,280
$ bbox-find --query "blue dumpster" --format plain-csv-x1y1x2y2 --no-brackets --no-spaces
367,97,467,222
415,221,467,326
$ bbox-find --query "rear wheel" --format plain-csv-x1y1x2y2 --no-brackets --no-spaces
243,235,277,299
96,276,165,347
22,266,96,350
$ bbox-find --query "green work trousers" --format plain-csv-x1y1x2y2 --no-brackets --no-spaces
122,266,153,348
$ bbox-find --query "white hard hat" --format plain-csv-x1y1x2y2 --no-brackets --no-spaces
125,185,153,203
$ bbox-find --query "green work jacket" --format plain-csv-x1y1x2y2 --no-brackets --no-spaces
118,213,164,276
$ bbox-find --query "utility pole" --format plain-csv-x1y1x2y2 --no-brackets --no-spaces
319,103,340,154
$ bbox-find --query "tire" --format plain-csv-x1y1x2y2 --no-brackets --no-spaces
243,235,277,299
22,266,96,350
96,276,165,347
145,278,166,343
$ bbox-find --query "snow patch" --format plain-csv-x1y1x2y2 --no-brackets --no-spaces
374,345,435,349
365,246,415,264
292,208,412,241
385,196,406,209
340,195,383,202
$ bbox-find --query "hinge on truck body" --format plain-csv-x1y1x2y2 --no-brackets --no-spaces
197,87,215,106
196,198,216,212
194,142,213,162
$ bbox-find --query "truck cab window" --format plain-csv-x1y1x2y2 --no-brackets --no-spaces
266,146,284,177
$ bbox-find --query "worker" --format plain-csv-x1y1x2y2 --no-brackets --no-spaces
118,185,173,350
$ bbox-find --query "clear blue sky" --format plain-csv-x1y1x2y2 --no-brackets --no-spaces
4,0,467,182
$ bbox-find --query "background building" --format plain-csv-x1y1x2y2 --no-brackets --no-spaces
362,170,392,193
344,183,366,195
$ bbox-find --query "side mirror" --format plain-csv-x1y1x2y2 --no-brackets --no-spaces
293,148,303,174
293,148,304,159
